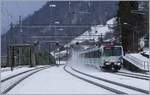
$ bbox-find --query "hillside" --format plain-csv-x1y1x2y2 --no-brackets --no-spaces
1,1,118,55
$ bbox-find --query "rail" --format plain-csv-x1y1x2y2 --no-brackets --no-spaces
71,66,149,94
63,65,126,94
1,66,50,94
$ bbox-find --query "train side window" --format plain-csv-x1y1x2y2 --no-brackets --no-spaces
83,49,101,58
97,50,101,57
91,50,101,58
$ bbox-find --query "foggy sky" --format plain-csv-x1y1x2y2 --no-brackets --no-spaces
1,1,47,35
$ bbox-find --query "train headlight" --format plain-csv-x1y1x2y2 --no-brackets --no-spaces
114,62,117,65
105,62,111,65
117,62,121,65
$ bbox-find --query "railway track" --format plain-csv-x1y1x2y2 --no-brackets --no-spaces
64,65,149,94
64,65,126,94
1,66,48,82
1,66,50,94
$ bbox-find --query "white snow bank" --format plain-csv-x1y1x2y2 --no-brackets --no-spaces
1,66,23,72
123,53,150,71
106,17,116,25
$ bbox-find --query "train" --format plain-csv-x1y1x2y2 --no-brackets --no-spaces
79,44,124,72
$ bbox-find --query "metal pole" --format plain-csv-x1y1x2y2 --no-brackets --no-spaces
10,47,13,71
59,48,60,66
69,1,71,24
19,16,23,66
133,31,134,52
7,45,9,67
18,47,22,66
49,44,51,53
100,33,103,43
49,44,51,63
54,50,56,64
29,47,32,67
19,16,23,43
144,61,145,70
67,47,69,65
11,47,14,71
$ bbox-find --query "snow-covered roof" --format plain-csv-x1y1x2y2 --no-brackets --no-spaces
64,17,116,47
106,17,116,25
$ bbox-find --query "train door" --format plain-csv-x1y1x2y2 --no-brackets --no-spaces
99,47,104,67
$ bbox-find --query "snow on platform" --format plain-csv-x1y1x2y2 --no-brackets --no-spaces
8,65,113,94
123,53,150,71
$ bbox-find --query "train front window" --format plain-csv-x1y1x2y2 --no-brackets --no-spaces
104,47,122,56
103,49,112,56
113,47,122,56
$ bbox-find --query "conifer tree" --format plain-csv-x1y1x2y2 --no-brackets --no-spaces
117,1,140,53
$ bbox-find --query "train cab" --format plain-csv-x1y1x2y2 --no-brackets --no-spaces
100,44,123,71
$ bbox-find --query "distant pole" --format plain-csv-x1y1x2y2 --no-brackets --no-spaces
11,47,15,71
49,43,51,53
100,33,103,43
133,30,134,52
7,23,13,67
59,48,60,66
67,45,70,65
119,18,122,44
48,43,51,63
19,16,23,43
66,47,68,64
69,1,71,24
49,4,56,32
54,50,56,63
19,16,23,66
10,22,13,44
29,47,32,66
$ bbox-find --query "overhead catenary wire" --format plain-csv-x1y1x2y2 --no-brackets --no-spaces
28,35,103,37
12,25,97,28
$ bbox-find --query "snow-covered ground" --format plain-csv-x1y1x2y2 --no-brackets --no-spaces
68,65,148,94
7,65,114,94
1,65,49,81
1,66,23,72
3,60,149,94
1,67,46,94
71,63,149,91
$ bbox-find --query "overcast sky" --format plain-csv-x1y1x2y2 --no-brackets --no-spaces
1,1,47,35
